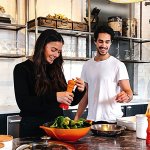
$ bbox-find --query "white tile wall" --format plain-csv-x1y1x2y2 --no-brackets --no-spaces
0,58,26,105
63,60,85,81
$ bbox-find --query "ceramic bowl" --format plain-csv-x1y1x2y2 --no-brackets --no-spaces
40,122,91,142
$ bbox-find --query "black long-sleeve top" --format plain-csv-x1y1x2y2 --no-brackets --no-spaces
13,59,85,121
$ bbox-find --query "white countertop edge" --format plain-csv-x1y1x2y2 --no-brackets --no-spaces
0,105,20,114
0,99,149,114
121,101,148,106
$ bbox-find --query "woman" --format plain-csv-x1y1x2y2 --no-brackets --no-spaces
13,29,86,138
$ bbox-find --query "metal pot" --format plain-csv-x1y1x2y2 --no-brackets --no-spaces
91,124,126,137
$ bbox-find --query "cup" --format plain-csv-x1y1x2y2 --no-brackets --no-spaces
0,135,13,150
124,50,130,60
136,114,148,139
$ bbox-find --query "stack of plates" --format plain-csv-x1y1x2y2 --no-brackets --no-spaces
117,116,136,131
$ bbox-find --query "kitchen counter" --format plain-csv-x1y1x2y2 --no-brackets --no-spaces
70,99,149,109
0,105,20,114
13,130,149,150
0,98,149,114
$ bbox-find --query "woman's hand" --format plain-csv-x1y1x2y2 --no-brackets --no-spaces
75,77,85,92
57,92,74,105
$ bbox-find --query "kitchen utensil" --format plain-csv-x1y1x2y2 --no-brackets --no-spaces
117,116,136,130
59,79,76,110
40,122,91,142
91,124,126,136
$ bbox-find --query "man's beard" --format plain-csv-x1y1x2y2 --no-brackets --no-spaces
97,47,108,56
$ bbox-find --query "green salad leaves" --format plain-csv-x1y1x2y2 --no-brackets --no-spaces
50,116,92,129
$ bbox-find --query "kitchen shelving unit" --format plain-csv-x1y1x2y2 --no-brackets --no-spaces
25,0,93,60
0,0,149,62
0,0,26,58
115,36,150,63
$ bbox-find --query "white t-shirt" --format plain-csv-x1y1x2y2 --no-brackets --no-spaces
81,56,129,122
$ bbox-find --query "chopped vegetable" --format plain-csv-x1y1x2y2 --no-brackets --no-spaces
50,116,92,129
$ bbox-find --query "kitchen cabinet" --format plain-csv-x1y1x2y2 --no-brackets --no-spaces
122,104,148,117
121,106,126,117
0,0,26,58
0,113,19,135
64,108,88,120
64,104,147,120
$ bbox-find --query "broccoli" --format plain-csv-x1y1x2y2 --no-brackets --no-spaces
50,116,64,128
50,116,92,129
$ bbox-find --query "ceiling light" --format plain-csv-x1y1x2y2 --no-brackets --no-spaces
109,0,143,3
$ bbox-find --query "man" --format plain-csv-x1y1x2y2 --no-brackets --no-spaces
74,25,133,123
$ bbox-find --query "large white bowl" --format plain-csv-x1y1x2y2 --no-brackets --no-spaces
117,116,136,131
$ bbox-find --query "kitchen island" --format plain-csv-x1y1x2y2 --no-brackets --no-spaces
13,130,149,150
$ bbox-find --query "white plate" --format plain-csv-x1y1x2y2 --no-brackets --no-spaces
116,116,136,131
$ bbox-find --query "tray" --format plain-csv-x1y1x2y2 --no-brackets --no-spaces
27,17,56,29
57,20,72,30
73,22,88,31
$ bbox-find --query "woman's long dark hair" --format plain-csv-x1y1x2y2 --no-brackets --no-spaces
33,29,67,95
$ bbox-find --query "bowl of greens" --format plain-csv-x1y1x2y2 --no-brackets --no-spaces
40,116,92,142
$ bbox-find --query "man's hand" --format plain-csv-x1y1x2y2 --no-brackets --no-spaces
116,91,130,103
